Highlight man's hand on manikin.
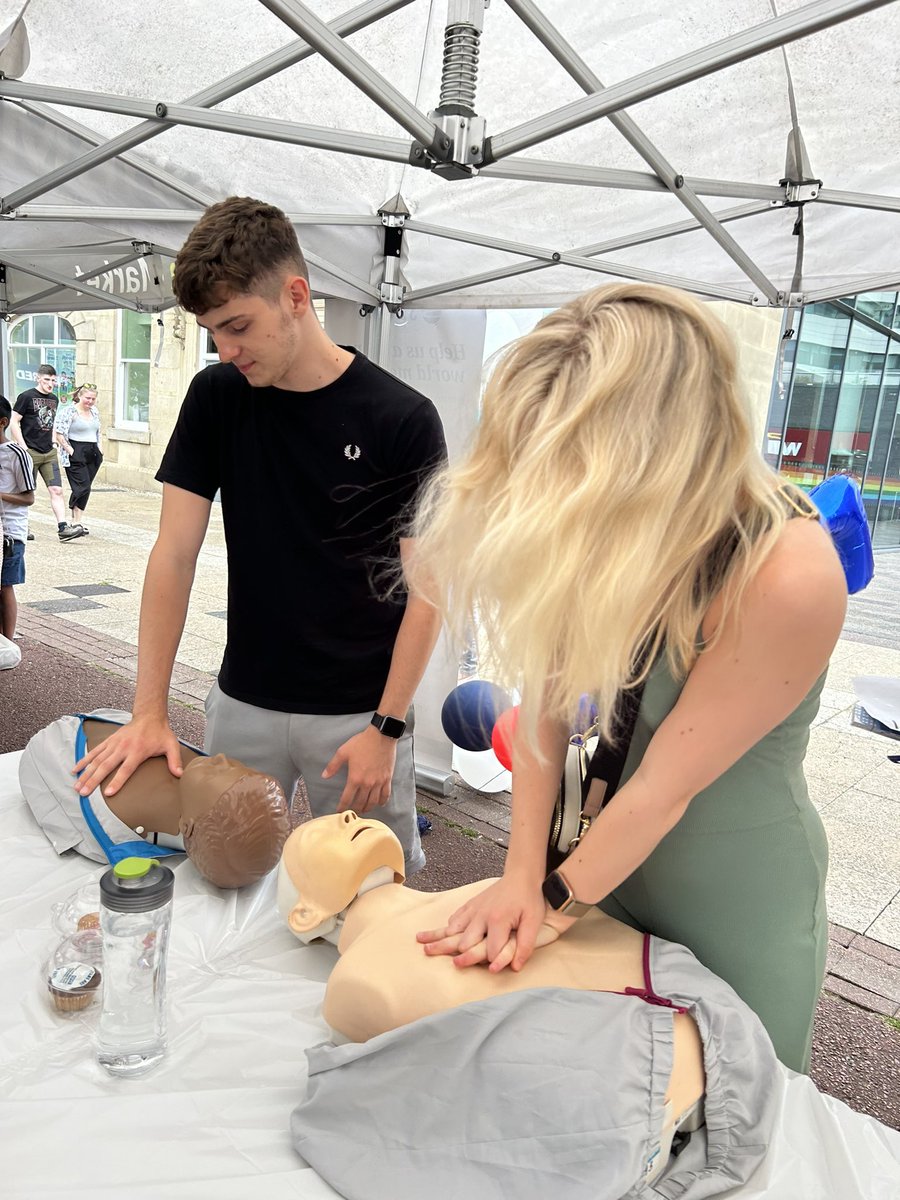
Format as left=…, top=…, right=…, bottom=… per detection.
left=73, top=715, right=184, bottom=798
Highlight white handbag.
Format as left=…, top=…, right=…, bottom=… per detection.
left=546, top=676, right=647, bottom=872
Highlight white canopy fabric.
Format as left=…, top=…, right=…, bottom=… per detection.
left=0, top=0, right=899, bottom=314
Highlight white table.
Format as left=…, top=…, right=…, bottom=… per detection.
left=1, top=750, right=898, bottom=1199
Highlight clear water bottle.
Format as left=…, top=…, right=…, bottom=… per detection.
left=97, top=857, right=174, bottom=1077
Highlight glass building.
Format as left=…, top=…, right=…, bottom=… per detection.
left=766, top=291, right=900, bottom=549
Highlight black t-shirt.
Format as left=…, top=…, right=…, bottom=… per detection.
left=14, top=388, right=59, bottom=453
left=156, top=351, right=447, bottom=714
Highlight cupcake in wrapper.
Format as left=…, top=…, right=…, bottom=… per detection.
left=44, top=927, right=103, bottom=1015
left=47, top=961, right=101, bottom=1012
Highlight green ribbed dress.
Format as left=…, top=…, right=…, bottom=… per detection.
left=598, top=657, right=829, bottom=1073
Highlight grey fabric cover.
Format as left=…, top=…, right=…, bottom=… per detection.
left=291, top=936, right=779, bottom=1200
left=18, top=709, right=185, bottom=860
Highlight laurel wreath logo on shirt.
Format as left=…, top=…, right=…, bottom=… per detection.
left=344, top=444, right=361, bottom=461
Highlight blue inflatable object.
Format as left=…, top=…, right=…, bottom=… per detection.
left=573, top=693, right=599, bottom=734
left=808, top=474, right=874, bottom=595
left=441, top=679, right=513, bottom=752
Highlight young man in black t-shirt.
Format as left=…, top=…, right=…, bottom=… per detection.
left=74, top=197, right=446, bottom=874
left=11, top=364, right=80, bottom=540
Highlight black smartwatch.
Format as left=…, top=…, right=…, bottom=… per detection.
left=542, top=869, right=594, bottom=918
left=371, top=711, right=407, bottom=739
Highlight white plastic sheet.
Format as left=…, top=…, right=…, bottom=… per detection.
left=0, top=749, right=898, bottom=1198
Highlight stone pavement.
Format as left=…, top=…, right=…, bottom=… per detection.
left=11, top=487, right=900, bottom=1036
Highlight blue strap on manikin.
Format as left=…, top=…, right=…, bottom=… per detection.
left=807, top=474, right=874, bottom=595
left=74, top=715, right=183, bottom=865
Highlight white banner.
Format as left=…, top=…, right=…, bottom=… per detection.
left=390, top=310, right=487, bottom=789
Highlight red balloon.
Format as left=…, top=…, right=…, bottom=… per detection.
left=490, top=705, right=519, bottom=771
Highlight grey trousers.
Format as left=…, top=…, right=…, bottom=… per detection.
left=204, top=681, right=424, bottom=875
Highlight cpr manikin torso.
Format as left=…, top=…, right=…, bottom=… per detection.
left=277, top=812, right=705, bottom=1130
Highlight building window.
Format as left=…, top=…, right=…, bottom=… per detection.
left=8, top=313, right=77, bottom=402
left=117, top=309, right=153, bottom=427
left=770, top=291, right=900, bottom=548
left=199, top=327, right=219, bottom=371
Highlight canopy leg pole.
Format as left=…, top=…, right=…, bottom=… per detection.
left=0, top=276, right=10, bottom=398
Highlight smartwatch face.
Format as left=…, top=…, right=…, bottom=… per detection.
left=541, top=870, right=571, bottom=912
left=375, top=713, right=406, bottom=738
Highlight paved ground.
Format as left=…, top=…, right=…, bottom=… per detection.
left=4, top=486, right=900, bottom=1127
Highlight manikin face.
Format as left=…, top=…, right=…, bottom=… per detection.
left=196, top=282, right=309, bottom=389
left=278, top=812, right=405, bottom=935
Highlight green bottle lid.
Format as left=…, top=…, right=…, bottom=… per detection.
left=113, top=857, right=159, bottom=879
left=101, top=858, right=174, bottom=913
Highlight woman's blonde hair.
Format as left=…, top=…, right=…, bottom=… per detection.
left=408, top=282, right=814, bottom=744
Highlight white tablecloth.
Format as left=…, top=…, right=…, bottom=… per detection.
left=1, top=749, right=898, bottom=1199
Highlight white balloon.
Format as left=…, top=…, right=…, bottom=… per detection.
left=451, top=746, right=511, bottom=794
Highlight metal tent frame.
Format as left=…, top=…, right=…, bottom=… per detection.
left=1, top=0, right=899, bottom=317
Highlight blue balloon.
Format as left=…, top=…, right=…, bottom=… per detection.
left=808, top=474, right=874, bottom=595
left=441, top=680, right=513, bottom=752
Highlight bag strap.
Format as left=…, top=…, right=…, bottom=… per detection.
left=580, top=672, right=648, bottom=819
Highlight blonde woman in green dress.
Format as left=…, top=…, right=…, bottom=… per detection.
left=412, top=283, right=846, bottom=1072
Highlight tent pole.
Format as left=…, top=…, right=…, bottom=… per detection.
left=405, top=261, right=756, bottom=306
left=482, top=158, right=791, bottom=204
left=0, top=82, right=413, bottom=187
left=0, top=253, right=148, bottom=312
left=504, top=0, right=777, bottom=301
left=807, top=274, right=900, bottom=304
left=15, top=206, right=384, bottom=227
left=304, top=250, right=380, bottom=300
left=488, top=0, right=895, bottom=161
left=13, top=245, right=164, bottom=311
left=0, top=271, right=9, bottom=397
left=368, top=306, right=393, bottom=369
left=816, top=188, right=900, bottom=213
left=402, top=221, right=759, bottom=302
left=10, top=99, right=219, bottom=209
left=401, top=203, right=770, bottom=302
left=831, top=300, right=900, bottom=346
left=0, top=0, right=416, bottom=210
left=256, top=0, right=440, bottom=150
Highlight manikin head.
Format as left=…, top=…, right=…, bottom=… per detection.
left=176, top=754, right=292, bottom=888
left=173, top=196, right=315, bottom=390
left=278, top=812, right=406, bottom=942
left=20, top=712, right=292, bottom=890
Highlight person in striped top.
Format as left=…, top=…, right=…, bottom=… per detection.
left=0, top=395, right=36, bottom=645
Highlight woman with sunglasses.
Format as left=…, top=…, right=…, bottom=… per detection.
left=53, top=383, right=103, bottom=537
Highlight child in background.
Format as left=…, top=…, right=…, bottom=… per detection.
left=0, top=395, right=36, bottom=649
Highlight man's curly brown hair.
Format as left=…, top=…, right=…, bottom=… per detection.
left=173, top=196, right=308, bottom=313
